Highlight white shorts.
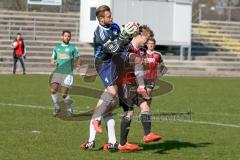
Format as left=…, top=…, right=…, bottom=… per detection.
left=51, top=73, right=73, bottom=88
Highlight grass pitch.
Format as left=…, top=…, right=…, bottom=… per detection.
left=0, top=75, right=239, bottom=160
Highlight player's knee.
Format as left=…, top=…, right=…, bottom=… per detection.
left=61, top=93, right=67, bottom=99
left=141, top=107, right=150, bottom=113
left=109, top=90, right=117, bottom=97
left=140, top=102, right=150, bottom=112
left=51, top=88, right=57, bottom=94
left=107, top=87, right=118, bottom=97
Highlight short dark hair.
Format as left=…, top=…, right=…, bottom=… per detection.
left=17, top=32, right=21, bottom=35
left=62, top=30, right=71, bottom=36
left=96, top=5, right=111, bottom=21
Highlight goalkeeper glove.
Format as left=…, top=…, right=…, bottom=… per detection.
left=119, top=22, right=139, bottom=40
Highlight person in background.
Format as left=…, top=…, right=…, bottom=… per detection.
left=144, top=37, right=168, bottom=96
left=12, top=32, right=26, bottom=75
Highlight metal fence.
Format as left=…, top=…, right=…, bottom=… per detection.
left=193, top=5, right=240, bottom=23
left=6, top=17, right=79, bottom=42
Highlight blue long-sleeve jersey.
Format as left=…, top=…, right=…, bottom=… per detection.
left=93, top=22, right=121, bottom=61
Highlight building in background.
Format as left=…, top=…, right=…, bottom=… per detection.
left=0, top=0, right=80, bottom=12
left=80, top=0, right=192, bottom=60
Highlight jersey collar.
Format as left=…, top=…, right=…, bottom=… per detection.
left=98, top=24, right=110, bottom=31
left=147, top=50, right=154, bottom=54
left=61, top=43, right=69, bottom=47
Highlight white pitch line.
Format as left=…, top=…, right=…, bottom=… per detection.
left=0, top=102, right=240, bottom=128
left=0, top=102, right=51, bottom=110
left=177, top=120, right=240, bottom=128
left=0, top=102, right=87, bottom=112
left=196, top=112, right=239, bottom=117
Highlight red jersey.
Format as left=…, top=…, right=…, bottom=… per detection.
left=117, top=44, right=145, bottom=85
left=15, top=39, right=24, bottom=56
left=144, top=51, right=162, bottom=80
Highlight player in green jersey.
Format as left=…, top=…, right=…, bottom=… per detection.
left=50, top=30, right=79, bottom=117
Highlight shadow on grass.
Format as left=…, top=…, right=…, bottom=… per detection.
left=138, top=140, right=212, bottom=154
left=78, top=140, right=211, bottom=153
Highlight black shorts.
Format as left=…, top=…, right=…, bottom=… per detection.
left=118, top=84, right=149, bottom=112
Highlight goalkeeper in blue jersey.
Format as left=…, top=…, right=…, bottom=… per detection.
left=81, top=5, right=151, bottom=151
left=50, top=30, right=79, bottom=117
left=81, top=5, right=121, bottom=150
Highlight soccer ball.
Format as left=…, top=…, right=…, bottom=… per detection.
left=12, top=41, right=18, bottom=48
left=130, top=22, right=139, bottom=36
left=125, top=22, right=139, bottom=38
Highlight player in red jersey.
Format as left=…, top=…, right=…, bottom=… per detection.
left=144, top=37, right=168, bottom=96
left=116, top=25, right=162, bottom=152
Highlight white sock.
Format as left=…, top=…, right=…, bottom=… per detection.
left=51, top=93, right=59, bottom=109
left=88, top=119, right=96, bottom=142
left=104, top=116, right=116, bottom=144
left=94, top=116, right=101, bottom=121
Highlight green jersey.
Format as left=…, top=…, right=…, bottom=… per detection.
left=52, top=43, right=79, bottom=74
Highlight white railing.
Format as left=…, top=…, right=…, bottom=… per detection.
left=6, top=17, right=79, bottom=42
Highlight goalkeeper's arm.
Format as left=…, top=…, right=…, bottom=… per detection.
left=95, top=22, right=138, bottom=55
